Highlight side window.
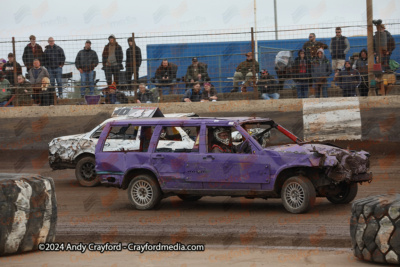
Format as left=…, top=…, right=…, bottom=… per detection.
left=207, top=126, right=252, bottom=154
left=103, top=125, right=144, bottom=152
left=92, top=124, right=106, bottom=139
left=155, top=126, right=199, bottom=153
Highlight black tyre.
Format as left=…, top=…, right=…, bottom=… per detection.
left=75, top=156, right=99, bottom=187
left=281, top=176, right=316, bottom=214
left=350, top=194, right=400, bottom=264
left=128, top=174, right=162, bottom=210
left=177, top=195, right=202, bottom=202
left=327, top=183, right=358, bottom=204
left=0, top=173, right=57, bottom=255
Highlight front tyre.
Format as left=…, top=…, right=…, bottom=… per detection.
left=327, top=183, right=358, bottom=204
left=128, top=174, right=162, bottom=210
left=75, top=156, right=100, bottom=187
left=281, top=176, right=316, bottom=214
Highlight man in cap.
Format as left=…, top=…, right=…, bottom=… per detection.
left=75, top=40, right=99, bottom=97
left=3, top=53, right=22, bottom=85
left=232, top=52, right=259, bottom=92
left=102, top=34, right=123, bottom=88
left=185, top=57, right=209, bottom=87
left=43, top=37, right=66, bottom=98
left=329, top=27, right=350, bottom=71
left=303, top=33, right=328, bottom=60
left=22, top=35, right=44, bottom=72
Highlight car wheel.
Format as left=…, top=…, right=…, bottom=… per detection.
left=327, top=183, right=358, bottom=204
left=350, top=194, right=400, bottom=264
left=281, top=176, right=316, bottom=214
left=128, top=174, right=162, bottom=210
left=75, top=156, right=100, bottom=187
left=177, top=195, right=202, bottom=201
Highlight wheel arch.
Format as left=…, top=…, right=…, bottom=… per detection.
left=74, top=152, right=95, bottom=164
left=122, top=168, right=159, bottom=190
left=274, top=166, right=321, bottom=195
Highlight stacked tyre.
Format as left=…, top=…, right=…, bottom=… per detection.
left=350, top=194, right=400, bottom=264
left=0, top=174, right=57, bottom=255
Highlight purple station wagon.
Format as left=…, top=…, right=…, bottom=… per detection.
left=95, top=117, right=372, bottom=213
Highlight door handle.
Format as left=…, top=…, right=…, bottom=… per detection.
left=152, top=155, right=164, bottom=159
left=203, top=155, right=215, bottom=160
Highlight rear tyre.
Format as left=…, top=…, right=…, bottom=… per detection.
left=177, top=195, right=202, bottom=202
left=75, top=156, right=100, bottom=187
left=128, top=174, right=162, bottom=210
left=281, top=176, right=316, bottom=214
left=327, top=183, right=358, bottom=204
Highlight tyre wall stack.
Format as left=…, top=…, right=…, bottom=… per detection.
left=0, top=174, right=57, bottom=255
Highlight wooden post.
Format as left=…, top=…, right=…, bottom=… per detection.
left=251, top=27, right=258, bottom=100
left=12, top=37, right=17, bottom=85
left=132, top=33, right=137, bottom=103
left=366, top=0, right=376, bottom=96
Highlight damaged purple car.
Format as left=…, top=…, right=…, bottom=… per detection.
left=95, top=117, right=372, bottom=214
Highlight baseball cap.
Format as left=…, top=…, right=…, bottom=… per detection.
left=192, top=57, right=198, bottom=62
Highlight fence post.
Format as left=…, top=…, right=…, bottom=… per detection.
left=12, top=37, right=17, bottom=85
left=366, top=0, right=376, bottom=96
left=132, top=33, right=137, bottom=103
left=251, top=27, right=258, bottom=100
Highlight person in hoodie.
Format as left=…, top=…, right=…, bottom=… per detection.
left=22, top=35, right=44, bottom=72
left=373, top=24, right=396, bottom=71
left=3, top=53, right=22, bottom=86
left=43, top=37, right=66, bottom=98
left=335, top=60, right=360, bottom=97
left=125, top=37, right=142, bottom=91
left=75, top=40, right=99, bottom=97
left=355, top=49, right=369, bottom=96
left=311, top=48, right=332, bottom=98
left=292, top=49, right=311, bottom=98
left=102, top=34, right=123, bottom=88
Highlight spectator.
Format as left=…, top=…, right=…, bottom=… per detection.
left=28, top=59, right=49, bottom=105
left=334, top=61, right=360, bottom=97
left=185, top=57, right=209, bottom=86
left=155, top=59, right=178, bottom=94
left=355, top=49, right=369, bottom=96
left=75, top=40, right=99, bottom=97
left=125, top=37, right=142, bottom=91
left=0, top=72, right=11, bottom=106
left=40, top=77, right=52, bottom=106
left=374, top=24, right=396, bottom=71
left=350, top=52, right=360, bottom=69
left=3, top=53, right=22, bottom=85
left=104, top=82, right=117, bottom=104
left=311, top=48, right=332, bottom=98
left=257, top=69, right=280, bottom=100
left=232, top=52, right=259, bottom=92
left=303, top=33, right=328, bottom=60
left=292, top=49, right=311, bottom=98
left=329, top=27, right=350, bottom=71
left=43, top=37, right=66, bottom=98
left=201, top=82, right=217, bottom=102
left=0, top=58, right=6, bottom=71
left=102, top=35, right=123, bottom=87
left=183, top=82, right=202, bottom=102
left=22, top=35, right=44, bottom=72
left=14, top=75, right=32, bottom=106
left=136, top=83, right=154, bottom=103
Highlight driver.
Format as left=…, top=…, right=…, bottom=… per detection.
left=211, top=127, right=233, bottom=153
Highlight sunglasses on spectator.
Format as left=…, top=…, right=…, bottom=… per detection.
left=308, top=36, right=313, bottom=38
left=336, top=31, right=341, bottom=33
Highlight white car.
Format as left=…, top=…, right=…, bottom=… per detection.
left=48, top=107, right=196, bottom=187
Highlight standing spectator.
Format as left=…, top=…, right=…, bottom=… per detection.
left=75, top=40, right=99, bottom=97
left=374, top=24, right=396, bottom=71
left=0, top=59, right=6, bottom=71
left=355, top=49, right=369, bottom=96
left=102, top=35, right=123, bottom=87
left=292, top=49, right=311, bottom=98
left=232, top=52, right=259, bottom=92
left=303, top=33, right=328, bottom=60
left=125, top=37, right=142, bottom=91
left=185, top=57, right=209, bottom=87
left=28, top=59, right=49, bottom=105
left=257, top=69, right=280, bottom=100
left=14, top=75, right=32, bottom=106
left=329, top=27, right=350, bottom=71
left=334, top=61, right=360, bottom=97
left=136, top=83, right=154, bottom=103
left=311, top=49, right=332, bottom=98
left=43, top=37, right=66, bottom=98
left=3, top=53, right=22, bottom=85
left=183, top=82, right=202, bottom=102
left=201, top=82, right=218, bottom=102
left=22, top=35, right=44, bottom=72
left=0, top=72, right=11, bottom=106
left=155, top=59, right=178, bottom=94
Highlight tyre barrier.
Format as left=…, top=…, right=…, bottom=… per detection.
left=350, top=194, right=400, bottom=264
left=0, top=174, right=57, bottom=255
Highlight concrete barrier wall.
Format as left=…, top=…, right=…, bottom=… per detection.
left=0, top=96, right=399, bottom=152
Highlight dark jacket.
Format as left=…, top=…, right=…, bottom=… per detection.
left=257, top=74, right=278, bottom=94
left=3, top=61, right=22, bottom=85
left=22, top=43, right=44, bottom=69
left=75, top=47, right=99, bottom=72
left=155, top=62, right=178, bottom=80
left=373, top=30, right=396, bottom=54
left=183, top=88, right=202, bottom=102
left=329, top=36, right=350, bottom=60
left=303, top=41, right=328, bottom=59
left=355, top=49, right=368, bottom=75
left=292, top=51, right=311, bottom=82
left=236, top=59, right=259, bottom=77
left=137, top=89, right=154, bottom=103
left=311, top=53, right=332, bottom=80
left=14, top=80, right=32, bottom=106
left=201, top=85, right=217, bottom=101
left=126, top=45, right=142, bottom=70
left=43, top=44, right=66, bottom=69
left=186, top=63, right=209, bottom=81
left=102, top=42, right=124, bottom=70
left=335, top=68, right=360, bottom=92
